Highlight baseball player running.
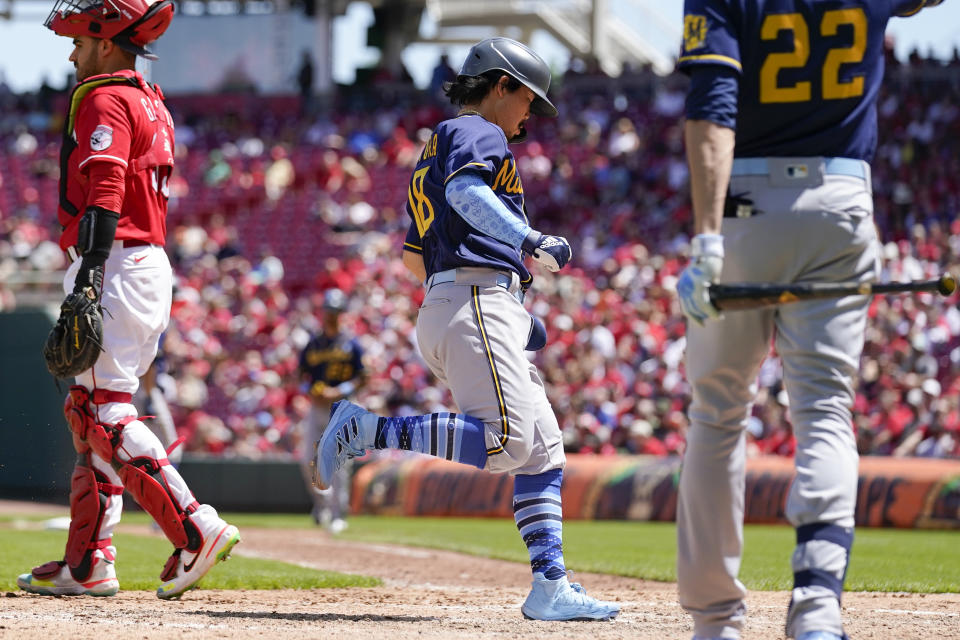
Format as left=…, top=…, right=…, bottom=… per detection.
left=297, top=288, right=366, bottom=532
left=675, top=1, right=945, bottom=639
left=18, top=0, right=239, bottom=599
left=315, top=38, right=619, bottom=621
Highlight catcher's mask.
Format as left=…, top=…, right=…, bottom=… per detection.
left=45, top=0, right=174, bottom=61
left=458, top=37, right=558, bottom=119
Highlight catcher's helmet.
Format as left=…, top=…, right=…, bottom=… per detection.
left=323, top=288, right=347, bottom=313
left=459, top=37, right=558, bottom=118
left=45, top=0, right=174, bottom=61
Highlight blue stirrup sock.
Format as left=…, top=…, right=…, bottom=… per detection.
left=792, top=522, right=854, bottom=597
left=514, top=468, right=566, bottom=580
left=374, top=412, right=487, bottom=469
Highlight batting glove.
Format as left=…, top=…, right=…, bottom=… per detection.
left=525, top=315, right=547, bottom=351
left=677, top=233, right=724, bottom=326
left=523, top=230, right=572, bottom=272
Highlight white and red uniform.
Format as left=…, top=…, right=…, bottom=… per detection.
left=50, top=69, right=222, bottom=582
left=19, top=0, right=238, bottom=600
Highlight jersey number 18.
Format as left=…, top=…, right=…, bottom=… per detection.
left=408, top=166, right=436, bottom=237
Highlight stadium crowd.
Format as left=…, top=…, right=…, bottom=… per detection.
left=1, top=49, right=959, bottom=460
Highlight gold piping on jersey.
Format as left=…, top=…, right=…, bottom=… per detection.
left=677, top=54, right=743, bottom=71
left=471, top=285, right=509, bottom=455
left=444, top=161, right=490, bottom=184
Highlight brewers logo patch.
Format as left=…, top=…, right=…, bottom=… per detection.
left=684, top=14, right=708, bottom=52
left=90, top=124, right=113, bottom=151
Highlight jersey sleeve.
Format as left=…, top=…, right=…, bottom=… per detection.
left=443, top=121, right=508, bottom=185
left=893, top=0, right=945, bottom=17
left=74, top=90, right=133, bottom=172
left=677, top=0, right=742, bottom=75
left=403, top=221, right=423, bottom=254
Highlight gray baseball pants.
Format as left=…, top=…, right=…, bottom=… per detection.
left=415, top=267, right=565, bottom=475
left=677, top=163, right=879, bottom=639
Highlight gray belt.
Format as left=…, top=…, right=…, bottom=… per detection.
left=426, top=268, right=524, bottom=303
left=731, top=157, right=868, bottom=179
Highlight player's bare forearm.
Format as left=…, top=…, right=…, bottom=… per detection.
left=402, top=249, right=427, bottom=283
left=685, top=119, right=735, bottom=235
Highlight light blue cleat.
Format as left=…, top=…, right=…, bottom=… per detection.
left=314, top=400, right=376, bottom=490
left=521, top=572, right=620, bottom=621
left=797, top=633, right=844, bottom=640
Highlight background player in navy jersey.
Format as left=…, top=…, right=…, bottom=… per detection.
left=313, top=37, right=619, bottom=621
left=675, top=2, right=946, bottom=639
left=297, top=288, right=365, bottom=532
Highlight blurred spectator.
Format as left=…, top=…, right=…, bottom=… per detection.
left=1, top=64, right=958, bottom=461
left=429, top=53, right=456, bottom=97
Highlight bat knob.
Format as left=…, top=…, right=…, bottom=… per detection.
left=939, top=273, right=958, bottom=296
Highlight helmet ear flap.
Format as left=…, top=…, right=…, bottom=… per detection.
left=111, top=0, right=174, bottom=60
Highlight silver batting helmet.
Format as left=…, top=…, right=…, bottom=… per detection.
left=458, top=37, right=558, bottom=118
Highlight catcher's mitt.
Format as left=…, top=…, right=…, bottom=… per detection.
left=43, top=288, right=104, bottom=379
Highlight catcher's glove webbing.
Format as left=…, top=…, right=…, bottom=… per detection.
left=43, top=287, right=104, bottom=379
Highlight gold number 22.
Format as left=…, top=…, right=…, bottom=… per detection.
left=760, top=8, right=867, bottom=104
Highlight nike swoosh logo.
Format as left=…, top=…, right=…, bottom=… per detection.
left=182, top=552, right=199, bottom=573
left=134, top=255, right=147, bottom=263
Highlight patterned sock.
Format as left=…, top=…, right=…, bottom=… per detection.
left=792, top=522, right=853, bottom=595
left=786, top=522, right=854, bottom=636
left=374, top=412, right=487, bottom=469
left=514, top=468, right=566, bottom=581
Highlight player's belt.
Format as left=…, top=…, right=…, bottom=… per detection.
left=426, top=268, right=524, bottom=302
left=65, top=239, right=157, bottom=262
left=731, top=157, right=867, bottom=179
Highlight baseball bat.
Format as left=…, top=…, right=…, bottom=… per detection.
left=710, top=273, right=957, bottom=311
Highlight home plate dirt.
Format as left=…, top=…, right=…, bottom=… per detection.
left=2, top=501, right=956, bottom=639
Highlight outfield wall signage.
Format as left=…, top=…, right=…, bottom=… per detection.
left=351, top=454, right=960, bottom=529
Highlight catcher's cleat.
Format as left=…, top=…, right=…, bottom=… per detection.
left=17, top=546, right=119, bottom=596
left=521, top=572, right=620, bottom=621
left=156, top=511, right=240, bottom=600
left=314, top=400, right=376, bottom=490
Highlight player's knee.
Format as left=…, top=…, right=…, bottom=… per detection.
left=115, top=419, right=170, bottom=462
left=495, top=429, right=536, bottom=467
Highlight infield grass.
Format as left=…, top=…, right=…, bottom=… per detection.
left=0, top=521, right=379, bottom=592
left=2, top=511, right=956, bottom=593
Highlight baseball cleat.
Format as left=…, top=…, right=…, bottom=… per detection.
left=521, top=572, right=620, bottom=621
left=796, top=633, right=844, bottom=640
left=17, top=546, right=119, bottom=596
left=156, top=517, right=240, bottom=600
left=314, top=400, right=376, bottom=490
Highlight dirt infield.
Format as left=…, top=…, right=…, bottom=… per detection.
left=1, top=501, right=957, bottom=640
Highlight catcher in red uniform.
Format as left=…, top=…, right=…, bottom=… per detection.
left=21, top=0, right=240, bottom=599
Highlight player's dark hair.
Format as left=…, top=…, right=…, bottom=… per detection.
left=444, top=71, right=524, bottom=107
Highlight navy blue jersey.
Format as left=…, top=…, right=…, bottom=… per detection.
left=678, top=0, right=932, bottom=161
left=299, top=333, right=363, bottom=387
left=403, top=114, right=532, bottom=283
